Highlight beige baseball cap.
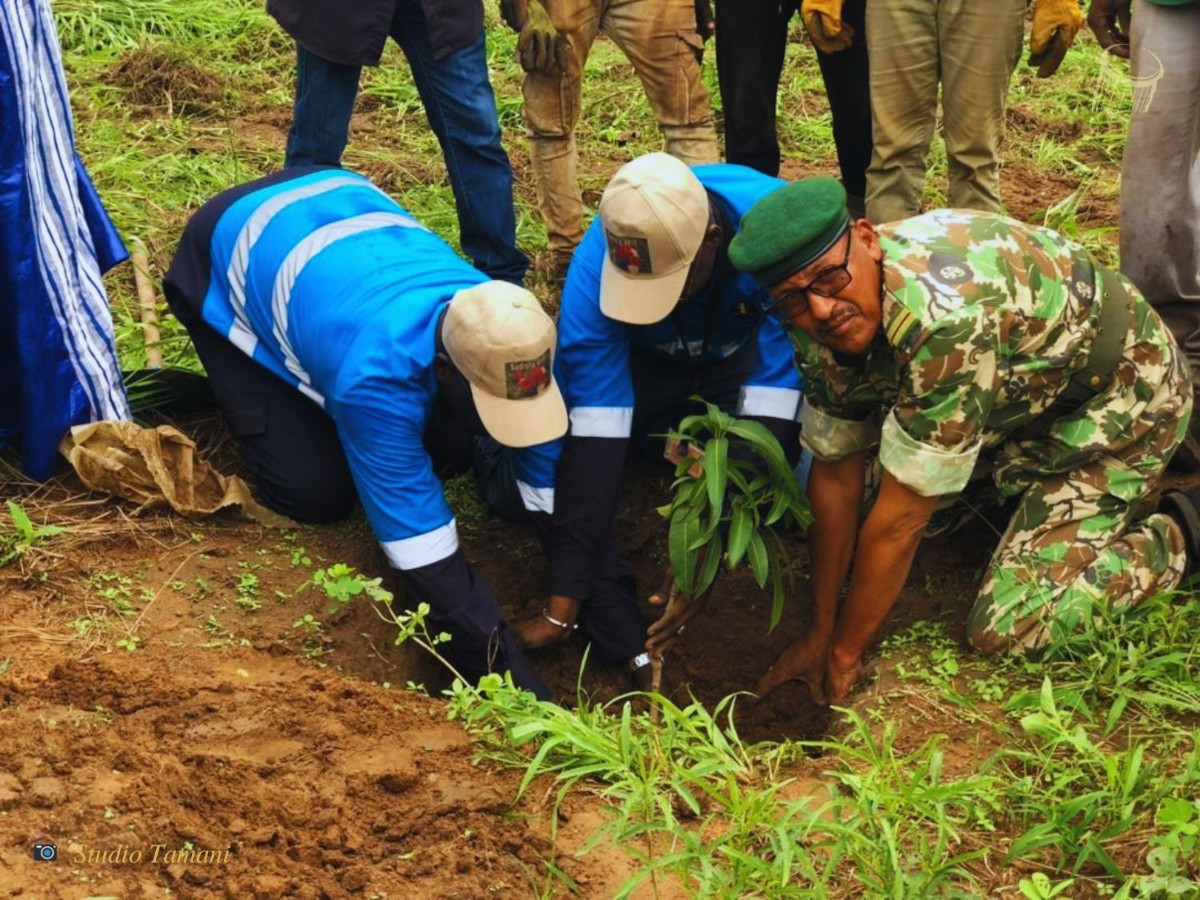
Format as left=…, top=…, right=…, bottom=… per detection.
left=442, top=281, right=567, bottom=448
left=598, top=152, right=710, bottom=325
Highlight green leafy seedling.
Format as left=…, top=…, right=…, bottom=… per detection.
left=1, top=501, right=65, bottom=566
left=660, top=399, right=812, bottom=628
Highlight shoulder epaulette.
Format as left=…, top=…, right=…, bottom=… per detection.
left=884, top=304, right=920, bottom=349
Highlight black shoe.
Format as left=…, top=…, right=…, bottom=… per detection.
left=1158, top=487, right=1200, bottom=573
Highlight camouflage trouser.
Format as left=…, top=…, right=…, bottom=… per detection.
left=968, top=283, right=1194, bottom=655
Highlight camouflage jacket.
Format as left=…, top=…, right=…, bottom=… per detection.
left=796, top=210, right=1172, bottom=497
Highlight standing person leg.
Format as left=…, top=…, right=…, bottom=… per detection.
left=864, top=0, right=940, bottom=223
left=284, top=45, right=362, bottom=167
left=938, top=0, right=1025, bottom=213
left=390, top=0, right=529, bottom=285
left=1120, top=4, right=1200, bottom=405
left=607, top=0, right=719, bottom=167
left=524, top=0, right=601, bottom=278
left=714, top=0, right=793, bottom=175
left=814, top=0, right=872, bottom=216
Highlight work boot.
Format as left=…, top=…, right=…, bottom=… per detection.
left=1158, top=486, right=1200, bottom=573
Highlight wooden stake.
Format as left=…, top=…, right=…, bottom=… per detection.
left=130, top=237, right=163, bottom=369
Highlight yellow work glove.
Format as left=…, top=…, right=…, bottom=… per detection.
left=800, top=0, right=853, bottom=55
left=518, top=1, right=570, bottom=74
left=1029, top=0, right=1084, bottom=77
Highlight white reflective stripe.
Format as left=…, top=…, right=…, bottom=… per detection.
left=516, top=480, right=555, bottom=514
left=270, top=211, right=422, bottom=402
left=225, top=174, right=366, bottom=342
left=297, top=381, right=326, bottom=408
left=381, top=520, right=460, bottom=570
left=227, top=318, right=259, bottom=357
left=569, top=406, right=633, bottom=438
left=738, top=385, right=802, bottom=421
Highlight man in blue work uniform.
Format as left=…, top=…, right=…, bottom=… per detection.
left=479, top=153, right=805, bottom=680
left=163, top=167, right=567, bottom=698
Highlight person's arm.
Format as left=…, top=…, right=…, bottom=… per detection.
left=335, top=374, right=550, bottom=698
left=824, top=469, right=939, bottom=701
left=546, top=232, right=635, bottom=611
left=754, top=451, right=864, bottom=699
left=822, top=305, right=999, bottom=700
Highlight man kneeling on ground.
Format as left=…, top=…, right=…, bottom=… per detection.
left=164, top=167, right=567, bottom=699
left=477, top=153, right=805, bottom=686
left=729, top=178, right=1195, bottom=705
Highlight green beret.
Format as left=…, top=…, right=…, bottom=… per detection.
left=729, top=178, right=850, bottom=287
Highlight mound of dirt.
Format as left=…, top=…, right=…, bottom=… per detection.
left=0, top=650, right=634, bottom=898
left=106, top=45, right=225, bottom=117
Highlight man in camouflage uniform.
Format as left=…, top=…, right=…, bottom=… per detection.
left=726, top=177, right=1193, bottom=705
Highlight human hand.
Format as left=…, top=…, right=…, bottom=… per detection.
left=1029, top=0, right=1085, bottom=77
left=800, top=0, right=853, bottom=55
left=518, top=1, right=570, bottom=74
left=824, top=650, right=863, bottom=705
left=645, top=566, right=712, bottom=655
left=754, top=627, right=833, bottom=704
left=1086, top=0, right=1131, bottom=59
left=499, top=0, right=528, bottom=32
left=695, top=0, right=714, bottom=42
left=510, top=595, right=579, bottom=649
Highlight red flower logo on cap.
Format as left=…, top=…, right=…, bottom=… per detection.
left=505, top=351, right=552, bottom=400
left=605, top=231, right=653, bottom=275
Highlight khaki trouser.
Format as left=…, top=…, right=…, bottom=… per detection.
left=1121, top=1, right=1200, bottom=404
left=523, top=0, right=719, bottom=263
left=865, top=0, right=1025, bottom=224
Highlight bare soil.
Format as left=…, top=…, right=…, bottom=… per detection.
left=0, top=419, right=1016, bottom=898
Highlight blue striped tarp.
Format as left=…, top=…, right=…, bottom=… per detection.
left=1, top=0, right=130, bottom=480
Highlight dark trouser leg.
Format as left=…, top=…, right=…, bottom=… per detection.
left=389, top=0, right=529, bottom=285
left=814, top=0, right=872, bottom=209
left=174, top=313, right=357, bottom=523
left=474, top=437, right=646, bottom=665
left=629, top=340, right=759, bottom=458
left=714, top=0, right=792, bottom=176
left=284, top=45, right=361, bottom=168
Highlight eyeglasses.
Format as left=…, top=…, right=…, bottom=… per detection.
left=765, top=227, right=854, bottom=321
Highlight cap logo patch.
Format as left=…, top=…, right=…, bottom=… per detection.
left=606, top=231, right=652, bottom=275
left=505, top=350, right=551, bottom=400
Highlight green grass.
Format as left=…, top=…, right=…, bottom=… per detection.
left=445, top=594, right=1199, bottom=897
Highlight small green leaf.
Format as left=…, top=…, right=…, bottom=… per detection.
left=726, top=504, right=753, bottom=569
left=704, top=436, right=728, bottom=514
left=695, top=531, right=722, bottom=597
left=7, top=501, right=33, bottom=542
left=747, top=532, right=768, bottom=588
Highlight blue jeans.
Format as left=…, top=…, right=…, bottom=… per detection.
left=285, top=2, right=528, bottom=285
